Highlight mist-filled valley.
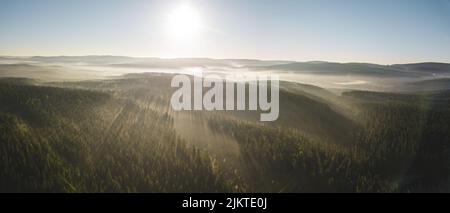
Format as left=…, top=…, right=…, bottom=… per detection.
left=0, top=56, right=449, bottom=192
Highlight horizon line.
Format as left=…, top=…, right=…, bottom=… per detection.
left=1, top=54, right=449, bottom=66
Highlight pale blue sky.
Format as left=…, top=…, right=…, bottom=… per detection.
left=0, top=0, right=449, bottom=64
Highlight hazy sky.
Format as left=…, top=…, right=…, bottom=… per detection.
left=1, top=0, right=449, bottom=64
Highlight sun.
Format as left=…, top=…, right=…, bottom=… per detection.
left=166, top=4, right=202, bottom=39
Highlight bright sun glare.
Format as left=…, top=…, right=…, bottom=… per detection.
left=166, top=4, right=202, bottom=40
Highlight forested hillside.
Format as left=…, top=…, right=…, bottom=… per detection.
left=0, top=76, right=449, bottom=192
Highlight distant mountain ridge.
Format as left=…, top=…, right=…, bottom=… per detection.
left=253, top=61, right=450, bottom=77
left=2, top=55, right=448, bottom=71
left=1, top=56, right=450, bottom=89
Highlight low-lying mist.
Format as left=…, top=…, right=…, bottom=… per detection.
left=2, top=56, right=449, bottom=92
